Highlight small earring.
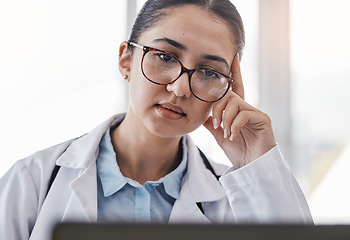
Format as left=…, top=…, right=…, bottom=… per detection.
left=123, top=75, right=128, bottom=80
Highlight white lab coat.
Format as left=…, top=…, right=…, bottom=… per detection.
left=0, top=114, right=313, bottom=240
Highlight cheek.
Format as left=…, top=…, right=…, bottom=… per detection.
left=128, top=61, right=155, bottom=102
left=128, top=55, right=148, bottom=98
left=190, top=101, right=213, bottom=124
left=128, top=72, right=167, bottom=114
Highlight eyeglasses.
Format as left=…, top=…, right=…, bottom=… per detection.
left=128, top=41, right=235, bottom=102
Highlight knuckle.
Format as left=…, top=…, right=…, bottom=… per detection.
left=261, top=112, right=272, bottom=124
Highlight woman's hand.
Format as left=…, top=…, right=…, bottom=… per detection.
left=203, top=54, right=276, bottom=169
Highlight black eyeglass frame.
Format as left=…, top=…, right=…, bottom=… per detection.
left=128, top=41, right=235, bottom=102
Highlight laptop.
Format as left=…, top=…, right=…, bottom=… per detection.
left=52, top=223, right=350, bottom=240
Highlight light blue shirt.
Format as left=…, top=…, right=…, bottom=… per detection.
left=96, top=126, right=188, bottom=223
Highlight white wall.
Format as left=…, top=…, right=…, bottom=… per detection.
left=0, top=0, right=128, bottom=176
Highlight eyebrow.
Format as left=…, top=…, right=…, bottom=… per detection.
left=202, top=54, right=230, bottom=70
left=152, top=37, right=230, bottom=70
left=152, top=38, right=186, bottom=51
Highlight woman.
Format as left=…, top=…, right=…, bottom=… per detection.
left=0, top=0, right=313, bottom=239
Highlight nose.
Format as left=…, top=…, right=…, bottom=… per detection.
left=166, top=72, right=192, bottom=99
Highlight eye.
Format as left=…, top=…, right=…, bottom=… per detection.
left=199, top=69, right=220, bottom=79
left=205, top=70, right=219, bottom=77
left=155, top=52, right=175, bottom=62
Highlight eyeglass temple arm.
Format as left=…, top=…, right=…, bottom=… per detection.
left=128, top=41, right=144, bottom=50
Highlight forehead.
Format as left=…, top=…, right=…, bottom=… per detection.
left=138, top=5, right=236, bottom=62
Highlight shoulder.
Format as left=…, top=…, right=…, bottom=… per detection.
left=15, top=113, right=125, bottom=173
left=0, top=138, right=78, bottom=197
left=0, top=138, right=78, bottom=223
left=18, top=138, right=77, bottom=174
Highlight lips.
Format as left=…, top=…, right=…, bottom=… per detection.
left=159, top=103, right=185, bottom=115
left=156, top=103, right=186, bottom=120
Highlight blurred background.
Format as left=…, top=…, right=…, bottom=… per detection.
left=0, top=0, right=349, bottom=224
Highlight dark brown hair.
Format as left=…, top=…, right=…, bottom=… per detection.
left=128, top=0, right=245, bottom=60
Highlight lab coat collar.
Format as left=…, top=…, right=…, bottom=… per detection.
left=57, top=113, right=227, bottom=203
left=55, top=113, right=228, bottom=222
left=56, top=114, right=124, bottom=169
left=55, top=114, right=124, bottom=222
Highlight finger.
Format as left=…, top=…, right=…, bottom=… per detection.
left=229, top=111, right=250, bottom=140
left=221, top=92, right=257, bottom=138
left=203, top=116, right=225, bottom=143
left=230, top=53, right=245, bottom=100
left=211, top=97, right=229, bottom=130
left=229, top=110, right=269, bottom=140
left=221, top=98, right=239, bottom=139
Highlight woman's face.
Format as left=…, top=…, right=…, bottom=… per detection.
left=124, top=5, right=236, bottom=138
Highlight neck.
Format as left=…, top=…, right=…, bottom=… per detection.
left=111, top=112, right=183, bottom=184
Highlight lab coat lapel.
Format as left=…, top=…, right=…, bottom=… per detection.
left=169, top=136, right=227, bottom=223
left=169, top=174, right=211, bottom=223
left=56, top=133, right=101, bottom=222
left=186, top=136, right=227, bottom=202
left=67, top=163, right=98, bottom=222
left=56, top=114, right=124, bottom=222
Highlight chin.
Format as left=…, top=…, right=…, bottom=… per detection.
left=148, top=120, right=202, bottom=139
left=149, top=125, right=185, bottom=139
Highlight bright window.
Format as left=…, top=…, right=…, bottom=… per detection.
left=290, top=0, right=350, bottom=223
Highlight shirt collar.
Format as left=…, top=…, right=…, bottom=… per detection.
left=97, top=116, right=188, bottom=199
left=161, top=136, right=188, bottom=199
left=97, top=126, right=127, bottom=197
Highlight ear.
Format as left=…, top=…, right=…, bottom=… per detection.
left=119, top=41, right=131, bottom=80
left=230, top=53, right=245, bottom=100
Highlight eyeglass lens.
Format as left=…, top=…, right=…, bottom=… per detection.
left=142, top=50, right=230, bottom=102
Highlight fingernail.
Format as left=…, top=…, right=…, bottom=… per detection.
left=230, top=133, right=234, bottom=141
left=224, top=129, right=229, bottom=139
left=213, top=118, right=219, bottom=129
